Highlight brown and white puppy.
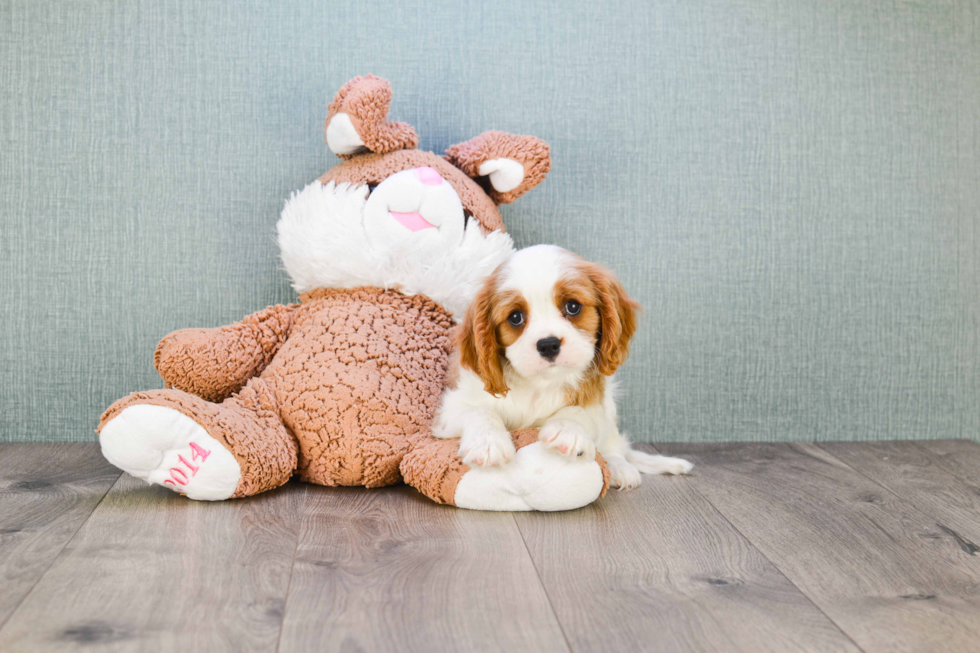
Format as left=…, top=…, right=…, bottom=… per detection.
left=433, top=245, right=692, bottom=489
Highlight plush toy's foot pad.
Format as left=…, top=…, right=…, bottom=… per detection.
left=453, top=441, right=605, bottom=512
left=100, top=404, right=241, bottom=501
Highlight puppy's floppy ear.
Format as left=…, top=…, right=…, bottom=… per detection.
left=587, top=264, right=641, bottom=376
left=325, top=75, right=418, bottom=158
left=445, top=131, right=551, bottom=204
left=457, top=277, right=509, bottom=397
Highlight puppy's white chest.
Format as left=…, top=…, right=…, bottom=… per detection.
left=499, top=385, right=570, bottom=430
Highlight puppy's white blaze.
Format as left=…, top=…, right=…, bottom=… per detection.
left=498, top=245, right=596, bottom=380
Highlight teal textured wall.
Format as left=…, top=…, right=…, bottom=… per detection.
left=2, top=0, right=978, bottom=443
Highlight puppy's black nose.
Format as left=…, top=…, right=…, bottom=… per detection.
left=536, top=336, right=562, bottom=361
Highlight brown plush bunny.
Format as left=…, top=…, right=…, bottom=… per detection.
left=98, top=75, right=609, bottom=510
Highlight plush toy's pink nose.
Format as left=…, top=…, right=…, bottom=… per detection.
left=415, top=166, right=444, bottom=186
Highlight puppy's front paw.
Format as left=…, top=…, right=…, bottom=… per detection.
left=460, top=431, right=516, bottom=468
left=539, top=421, right=596, bottom=461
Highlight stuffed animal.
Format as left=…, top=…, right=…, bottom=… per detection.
left=98, top=75, right=609, bottom=510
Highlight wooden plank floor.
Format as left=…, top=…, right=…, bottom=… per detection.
left=1, top=441, right=978, bottom=652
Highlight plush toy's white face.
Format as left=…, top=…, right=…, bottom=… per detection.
left=277, top=176, right=514, bottom=320
left=363, top=167, right=467, bottom=260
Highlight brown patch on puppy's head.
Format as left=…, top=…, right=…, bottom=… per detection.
left=552, top=263, right=612, bottom=407
left=553, top=272, right=602, bottom=347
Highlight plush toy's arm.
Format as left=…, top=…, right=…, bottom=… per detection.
left=154, top=304, right=297, bottom=403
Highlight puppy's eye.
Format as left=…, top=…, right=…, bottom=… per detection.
left=564, top=300, right=582, bottom=316
left=507, top=310, right=525, bottom=327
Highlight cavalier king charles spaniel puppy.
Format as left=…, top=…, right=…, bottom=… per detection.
left=433, top=244, right=692, bottom=489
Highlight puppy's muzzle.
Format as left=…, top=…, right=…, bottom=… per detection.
left=536, top=336, right=562, bottom=361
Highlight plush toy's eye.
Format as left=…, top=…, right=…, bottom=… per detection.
left=507, top=310, right=525, bottom=327
left=564, top=300, right=582, bottom=316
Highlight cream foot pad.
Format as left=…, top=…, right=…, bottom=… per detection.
left=100, top=404, right=241, bottom=500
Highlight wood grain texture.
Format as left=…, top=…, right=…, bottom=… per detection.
left=514, top=445, right=860, bottom=653
left=914, top=439, right=980, bottom=486
left=0, top=443, right=120, bottom=628
left=8, top=442, right=980, bottom=652
left=278, top=484, right=569, bottom=653
left=820, top=441, right=980, bottom=549
left=658, top=442, right=980, bottom=653
left=0, top=474, right=305, bottom=653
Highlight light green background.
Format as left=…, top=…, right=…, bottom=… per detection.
left=2, top=1, right=978, bottom=443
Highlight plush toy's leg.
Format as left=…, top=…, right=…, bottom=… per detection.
left=401, top=430, right=609, bottom=511
left=98, top=379, right=297, bottom=500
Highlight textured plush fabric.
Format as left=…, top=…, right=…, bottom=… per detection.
left=104, top=287, right=456, bottom=490
left=102, top=284, right=611, bottom=503
left=3, top=1, right=979, bottom=443
left=155, top=304, right=298, bottom=403
left=100, top=382, right=298, bottom=498
left=444, top=131, right=552, bottom=204
left=327, top=75, right=419, bottom=157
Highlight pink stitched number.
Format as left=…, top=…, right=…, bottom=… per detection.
left=162, top=442, right=212, bottom=490
left=178, top=454, right=199, bottom=475
left=189, top=442, right=211, bottom=462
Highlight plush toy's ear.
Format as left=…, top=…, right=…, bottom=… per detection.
left=445, top=131, right=551, bottom=204
left=325, top=75, right=418, bottom=158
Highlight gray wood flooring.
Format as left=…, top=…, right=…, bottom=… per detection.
left=1, top=441, right=978, bottom=653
